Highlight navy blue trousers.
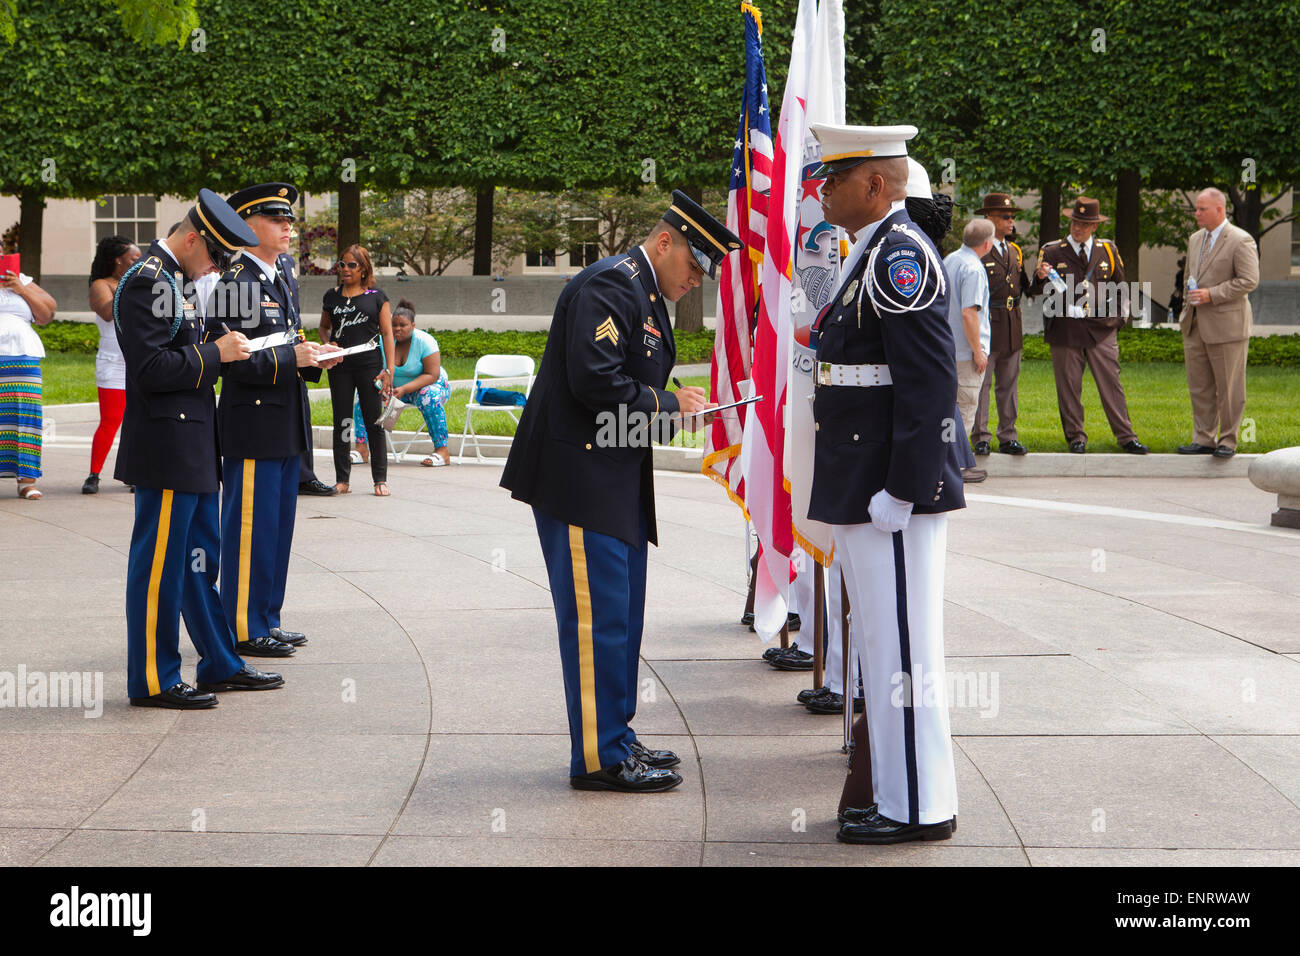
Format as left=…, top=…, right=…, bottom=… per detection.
left=219, top=456, right=300, bottom=643
left=534, top=508, right=648, bottom=776
left=126, top=489, right=244, bottom=698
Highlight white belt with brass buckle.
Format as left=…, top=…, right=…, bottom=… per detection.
left=816, top=362, right=892, bottom=387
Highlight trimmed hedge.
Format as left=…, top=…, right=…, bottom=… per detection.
left=36, top=320, right=1300, bottom=368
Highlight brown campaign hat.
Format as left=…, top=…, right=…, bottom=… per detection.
left=976, top=193, right=1020, bottom=215
left=1065, top=196, right=1108, bottom=223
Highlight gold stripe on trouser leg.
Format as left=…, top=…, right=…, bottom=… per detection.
left=144, top=490, right=174, bottom=697
left=236, top=459, right=255, bottom=642
left=568, top=525, right=601, bottom=773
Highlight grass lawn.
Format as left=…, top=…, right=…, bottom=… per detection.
left=36, top=351, right=1298, bottom=453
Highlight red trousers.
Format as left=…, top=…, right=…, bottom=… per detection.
left=91, top=387, right=125, bottom=475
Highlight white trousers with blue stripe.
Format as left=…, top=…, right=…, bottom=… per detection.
left=835, top=516, right=957, bottom=825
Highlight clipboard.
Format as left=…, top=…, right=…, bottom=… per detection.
left=684, top=394, right=763, bottom=417
left=319, top=341, right=379, bottom=359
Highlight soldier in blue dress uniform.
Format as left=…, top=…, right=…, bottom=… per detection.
left=204, top=183, right=342, bottom=658
left=806, top=125, right=964, bottom=843
left=501, top=191, right=740, bottom=792
left=116, top=190, right=285, bottom=707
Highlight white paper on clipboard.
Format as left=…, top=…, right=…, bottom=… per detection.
left=246, top=330, right=298, bottom=352
left=319, top=341, right=379, bottom=359
left=684, top=393, right=763, bottom=418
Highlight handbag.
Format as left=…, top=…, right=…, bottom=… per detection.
left=375, top=394, right=404, bottom=430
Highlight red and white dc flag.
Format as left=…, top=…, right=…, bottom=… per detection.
left=740, top=0, right=820, bottom=642
left=785, top=0, right=845, bottom=569
left=704, top=1, right=772, bottom=516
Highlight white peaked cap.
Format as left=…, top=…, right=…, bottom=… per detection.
left=809, top=123, right=919, bottom=178
left=905, top=158, right=932, bottom=199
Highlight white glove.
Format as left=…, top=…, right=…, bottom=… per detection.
left=868, top=489, right=913, bottom=535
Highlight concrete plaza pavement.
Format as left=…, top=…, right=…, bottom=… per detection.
left=3, top=425, right=1299, bottom=867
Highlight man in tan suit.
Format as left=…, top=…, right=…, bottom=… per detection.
left=1177, top=188, right=1259, bottom=459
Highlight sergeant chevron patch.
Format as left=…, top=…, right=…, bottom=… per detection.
left=595, top=317, right=619, bottom=345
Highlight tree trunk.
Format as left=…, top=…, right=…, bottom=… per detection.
left=674, top=184, right=705, bottom=333
left=473, top=186, right=494, bottom=275
left=1228, top=186, right=1263, bottom=242
left=1115, top=169, right=1141, bottom=281
left=1038, top=182, right=1061, bottom=247
left=18, top=192, right=45, bottom=284
left=336, top=180, right=361, bottom=258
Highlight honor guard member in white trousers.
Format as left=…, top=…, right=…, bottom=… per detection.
left=807, top=124, right=963, bottom=844
left=116, top=191, right=285, bottom=707
left=502, top=191, right=740, bottom=793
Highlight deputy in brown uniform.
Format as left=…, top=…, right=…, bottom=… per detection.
left=972, top=193, right=1030, bottom=456
left=1029, top=197, right=1148, bottom=454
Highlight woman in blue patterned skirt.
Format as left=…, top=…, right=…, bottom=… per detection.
left=0, top=263, right=57, bottom=499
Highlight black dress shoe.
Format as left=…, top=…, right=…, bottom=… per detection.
left=740, top=611, right=755, bottom=627
left=761, top=646, right=785, bottom=663
left=837, top=804, right=878, bottom=825
left=797, top=685, right=829, bottom=704
left=997, top=440, right=1027, bottom=455
left=1177, top=443, right=1215, bottom=455
left=298, top=479, right=338, bottom=496
left=836, top=808, right=954, bottom=845
left=269, top=626, right=307, bottom=646
left=130, top=682, right=218, bottom=709
left=972, top=441, right=990, bottom=456
left=236, top=636, right=295, bottom=657
left=570, top=756, right=682, bottom=793
left=768, top=648, right=814, bottom=671
left=806, top=692, right=866, bottom=715
left=1121, top=440, right=1149, bottom=455
left=628, top=739, right=680, bottom=769
left=1213, top=445, right=1235, bottom=459
left=1068, top=440, right=1087, bottom=454
left=82, top=473, right=100, bottom=494
left=197, top=664, right=285, bottom=692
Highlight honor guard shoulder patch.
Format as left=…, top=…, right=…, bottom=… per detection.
left=595, top=316, right=619, bottom=345
left=888, top=258, right=922, bottom=297
left=615, top=256, right=640, bottom=278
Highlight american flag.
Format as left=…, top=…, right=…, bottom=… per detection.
left=703, top=1, right=772, bottom=514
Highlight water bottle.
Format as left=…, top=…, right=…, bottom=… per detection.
left=1045, top=265, right=1068, bottom=295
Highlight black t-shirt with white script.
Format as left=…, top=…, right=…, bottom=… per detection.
left=322, top=287, right=389, bottom=363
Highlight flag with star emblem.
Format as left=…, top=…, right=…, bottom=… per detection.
left=704, top=0, right=772, bottom=518
left=784, top=0, right=844, bottom=569
left=741, top=0, right=844, bottom=642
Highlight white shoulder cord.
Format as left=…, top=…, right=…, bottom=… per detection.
left=862, top=223, right=946, bottom=316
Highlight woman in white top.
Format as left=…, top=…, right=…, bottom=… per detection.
left=84, top=236, right=140, bottom=494
left=0, top=259, right=57, bottom=499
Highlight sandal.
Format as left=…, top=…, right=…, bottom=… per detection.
left=17, top=481, right=42, bottom=500
left=373, top=482, right=390, bottom=497
left=421, top=455, right=449, bottom=468
left=349, top=450, right=363, bottom=464
left=334, top=483, right=351, bottom=495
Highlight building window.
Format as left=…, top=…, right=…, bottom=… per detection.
left=525, top=248, right=556, bottom=268
left=94, top=195, right=156, bottom=245
left=568, top=217, right=599, bottom=269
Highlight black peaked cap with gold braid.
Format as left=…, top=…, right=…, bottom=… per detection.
left=193, top=188, right=259, bottom=251
left=226, top=182, right=299, bottom=221
left=662, top=189, right=743, bottom=278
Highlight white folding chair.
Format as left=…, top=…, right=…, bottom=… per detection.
left=456, top=354, right=535, bottom=463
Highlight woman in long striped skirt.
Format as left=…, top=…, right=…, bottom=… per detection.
left=0, top=266, right=58, bottom=499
